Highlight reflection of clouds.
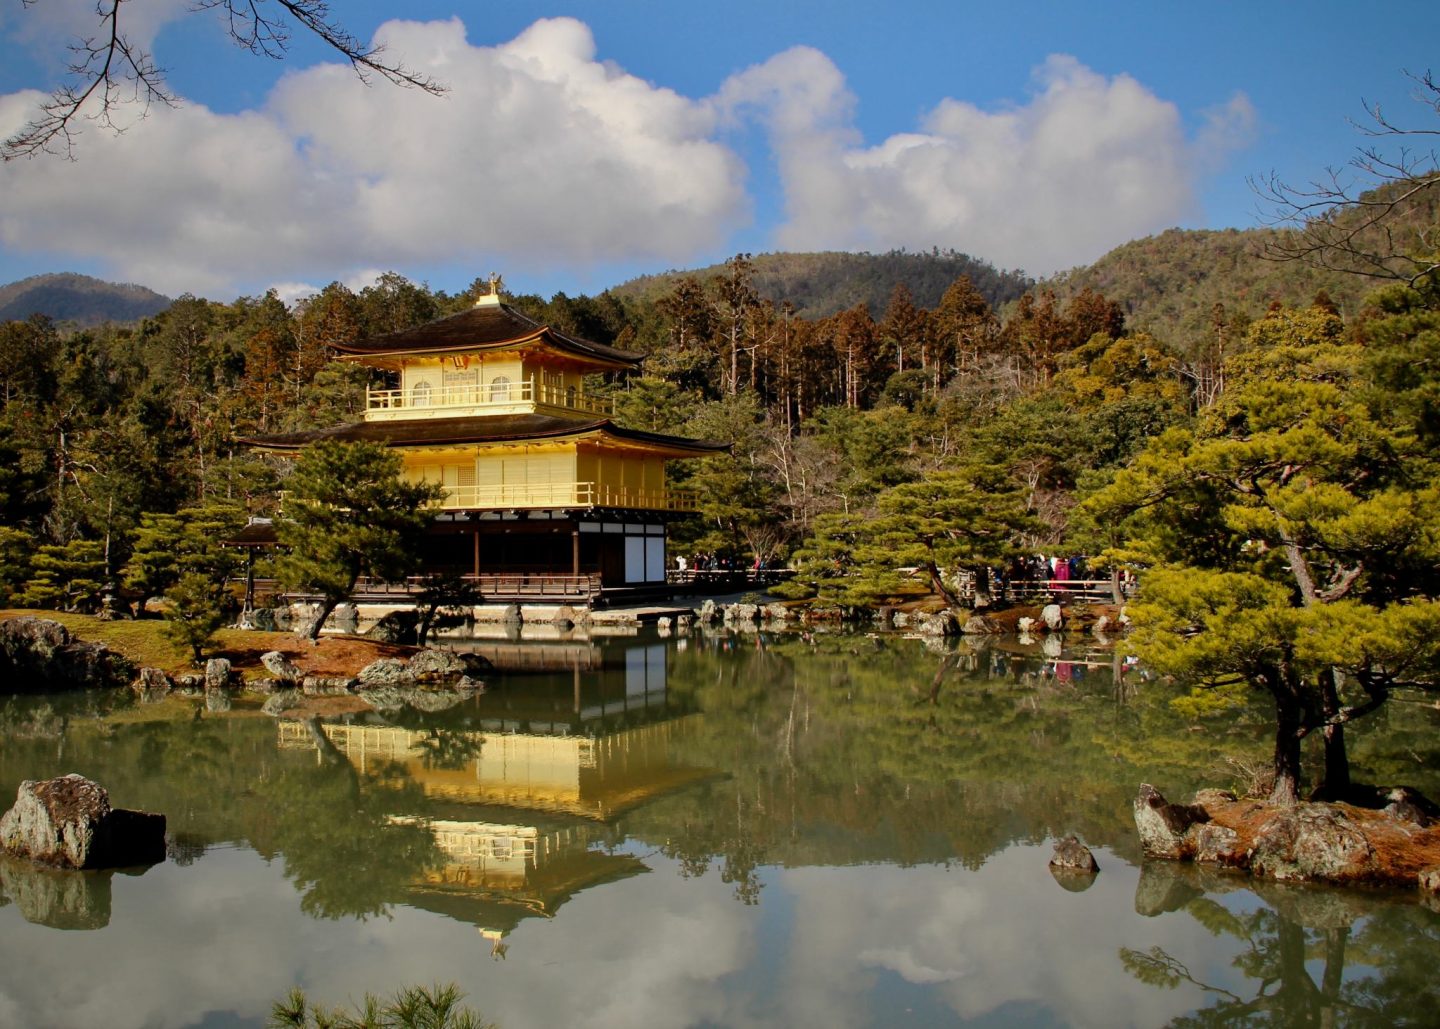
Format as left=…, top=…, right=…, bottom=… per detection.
left=0, top=839, right=1299, bottom=1029
left=776, top=847, right=1230, bottom=1029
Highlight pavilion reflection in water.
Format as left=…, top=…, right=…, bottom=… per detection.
left=275, top=639, right=717, bottom=955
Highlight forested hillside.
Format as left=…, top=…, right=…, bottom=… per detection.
left=0, top=273, right=171, bottom=327
left=1045, top=228, right=1365, bottom=347
left=614, top=249, right=1032, bottom=319
left=1046, top=179, right=1440, bottom=349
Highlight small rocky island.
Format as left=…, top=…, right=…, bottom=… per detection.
left=1135, top=784, right=1440, bottom=897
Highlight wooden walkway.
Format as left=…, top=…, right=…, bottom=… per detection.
left=959, top=577, right=1131, bottom=605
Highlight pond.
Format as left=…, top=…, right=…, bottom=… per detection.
left=2, top=630, right=1439, bottom=1028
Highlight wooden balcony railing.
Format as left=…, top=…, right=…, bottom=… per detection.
left=366, top=381, right=614, bottom=417
left=436, top=481, right=698, bottom=512
left=352, top=572, right=604, bottom=601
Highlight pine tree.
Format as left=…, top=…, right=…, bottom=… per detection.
left=1083, top=299, right=1440, bottom=804
left=274, top=441, right=443, bottom=640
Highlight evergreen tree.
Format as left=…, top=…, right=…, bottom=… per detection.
left=20, top=539, right=106, bottom=612
left=274, top=441, right=443, bottom=640
left=164, top=569, right=236, bottom=662
left=1083, top=299, right=1440, bottom=804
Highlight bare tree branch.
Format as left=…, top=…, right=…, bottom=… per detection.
left=1252, top=71, right=1440, bottom=296
left=4, top=0, right=445, bottom=162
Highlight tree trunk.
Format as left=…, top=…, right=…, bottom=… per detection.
left=305, top=597, right=340, bottom=641
left=1269, top=690, right=1303, bottom=805
left=417, top=605, right=436, bottom=647
left=924, top=560, right=966, bottom=618
left=1313, top=667, right=1351, bottom=801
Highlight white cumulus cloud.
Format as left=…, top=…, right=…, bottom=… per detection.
left=720, top=50, right=1254, bottom=275
left=0, top=16, right=1255, bottom=296
left=0, top=16, right=748, bottom=297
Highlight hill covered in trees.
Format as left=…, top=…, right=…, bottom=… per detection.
left=1045, top=227, right=1375, bottom=350
left=0, top=273, right=172, bottom=328
left=613, top=249, right=1033, bottom=319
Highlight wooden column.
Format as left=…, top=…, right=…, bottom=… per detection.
left=572, top=531, right=580, bottom=577
left=473, top=525, right=481, bottom=577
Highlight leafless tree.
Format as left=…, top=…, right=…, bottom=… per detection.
left=4, top=0, right=445, bottom=161
left=1252, top=70, right=1439, bottom=293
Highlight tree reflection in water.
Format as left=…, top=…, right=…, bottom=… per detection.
left=1124, top=861, right=1440, bottom=1026
left=409, top=727, right=486, bottom=771
left=247, top=717, right=442, bottom=920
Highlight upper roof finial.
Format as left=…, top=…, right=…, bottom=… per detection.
left=475, top=272, right=504, bottom=308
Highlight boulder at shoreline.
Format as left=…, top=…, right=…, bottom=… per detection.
left=0, top=774, right=166, bottom=870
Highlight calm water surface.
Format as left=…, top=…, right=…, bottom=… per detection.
left=2, top=630, right=1438, bottom=1028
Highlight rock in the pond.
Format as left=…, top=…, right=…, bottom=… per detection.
left=203, top=658, right=232, bottom=691
left=1049, top=835, right=1099, bottom=873
left=1134, top=784, right=1210, bottom=860
left=260, top=651, right=302, bottom=684
left=331, top=603, right=360, bottom=635
left=0, top=617, right=135, bottom=692
left=0, top=775, right=165, bottom=870
left=132, top=667, right=172, bottom=704
left=1193, top=824, right=1245, bottom=866
left=247, top=607, right=278, bottom=632
left=365, top=611, right=418, bottom=645
left=1040, top=604, right=1064, bottom=630
left=409, top=648, right=468, bottom=682
left=133, top=667, right=172, bottom=693
left=916, top=611, right=960, bottom=637
left=356, top=658, right=415, bottom=690
left=0, top=616, right=70, bottom=661
left=1249, top=803, right=1380, bottom=884
left=453, top=675, right=485, bottom=694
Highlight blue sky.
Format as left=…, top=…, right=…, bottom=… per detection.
left=1, top=1, right=1436, bottom=302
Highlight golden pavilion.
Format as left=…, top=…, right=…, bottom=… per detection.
left=245, top=282, right=725, bottom=602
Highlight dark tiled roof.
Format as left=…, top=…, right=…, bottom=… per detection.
left=222, top=519, right=277, bottom=547
left=240, top=414, right=729, bottom=455
left=332, top=302, right=643, bottom=367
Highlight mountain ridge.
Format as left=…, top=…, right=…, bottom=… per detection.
left=0, top=272, right=172, bottom=328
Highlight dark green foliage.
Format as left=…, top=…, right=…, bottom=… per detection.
left=0, top=526, right=36, bottom=606
left=1083, top=296, right=1440, bottom=803
left=275, top=441, right=442, bottom=639
left=20, top=539, right=107, bottom=612
left=163, top=570, right=235, bottom=662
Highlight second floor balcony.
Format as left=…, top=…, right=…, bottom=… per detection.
left=366, top=380, right=614, bottom=421
left=436, top=481, right=699, bottom=513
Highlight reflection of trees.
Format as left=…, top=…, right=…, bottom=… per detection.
left=245, top=718, right=442, bottom=920
left=629, top=632, right=1289, bottom=901
left=1123, top=867, right=1440, bottom=1026
left=409, top=728, right=485, bottom=771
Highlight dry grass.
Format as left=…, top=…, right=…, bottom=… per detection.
left=0, top=609, right=415, bottom=681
